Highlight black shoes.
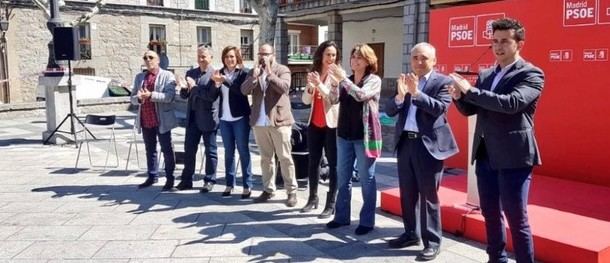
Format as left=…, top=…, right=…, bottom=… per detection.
left=253, top=191, right=274, bottom=203
left=418, top=247, right=440, bottom=261
left=318, top=192, right=336, bottom=219
left=388, top=234, right=421, bottom=248
left=326, top=221, right=350, bottom=229
left=286, top=193, right=297, bottom=207
left=354, top=225, right=374, bottom=235
left=138, top=177, right=157, bottom=189
left=200, top=182, right=215, bottom=193
left=161, top=178, right=174, bottom=191
left=175, top=181, right=193, bottom=191
left=300, top=196, right=319, bottom=212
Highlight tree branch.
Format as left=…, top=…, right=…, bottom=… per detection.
left=69, top=0, right=106, bottom=26
left=31, top=0, right=50, bottom=19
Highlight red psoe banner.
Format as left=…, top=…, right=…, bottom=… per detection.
left=431, top=0, right=610, bottom=187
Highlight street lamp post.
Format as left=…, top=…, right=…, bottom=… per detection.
left=0, top=6, right=9, bottom=103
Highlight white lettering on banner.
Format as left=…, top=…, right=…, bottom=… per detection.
left=566, top=8, right=595, bottom=19
left=549, top=50, right=562, bottom=62
left=450, top=31, right=474, bottom=41
left=564, top=0, right=597, bottom=26
left=566, top=1, right=588, bottom=8
left=584, top=49, right=597, bottom=61
left=449, top=16, right=476, bottom=47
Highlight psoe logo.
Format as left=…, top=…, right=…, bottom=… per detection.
left=476, top=13, right=506, bottom=46
left=563, top=0, right=597, bottom=27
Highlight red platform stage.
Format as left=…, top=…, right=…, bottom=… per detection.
left=380, top=175, right=610, bottom=263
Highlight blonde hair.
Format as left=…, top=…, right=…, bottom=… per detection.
left=351, top=43, right=378, bottom=74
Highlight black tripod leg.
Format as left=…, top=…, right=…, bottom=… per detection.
left=43, top=114, right=71, bottom=145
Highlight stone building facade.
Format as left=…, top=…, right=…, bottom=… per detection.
left=3, top=0, right=259, bottom=103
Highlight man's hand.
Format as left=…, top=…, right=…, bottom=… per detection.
left=138, top=88, right=151, bottom=101
left=186, top=76, right=196, bottom=91
left=252, top=65, right=262, bottom=78
left=449, top=73, right=473, bottom=93
left=176, top=74, right=187, bottom=92
left=329, top=64, right=346, bottom=83
left=211, top=70, right=224, bottom=87
left=405, top=73, right=419, bottom=97
left=447, top=84, right=462, bottom=100
left=263, top=56, right=272, bottom=74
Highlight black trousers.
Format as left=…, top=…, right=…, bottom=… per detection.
left=307, top=125, right=337, bottom=197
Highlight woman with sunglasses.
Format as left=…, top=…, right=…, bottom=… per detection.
left=210, top=46, right=253, bottom=198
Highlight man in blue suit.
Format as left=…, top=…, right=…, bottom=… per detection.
left=449, top=18, right=544, bottom=263
left=385, top=42, right=458, bottom=261
left=175, top=45, right=220, bottom=192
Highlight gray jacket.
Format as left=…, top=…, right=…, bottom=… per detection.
left=130, top=68, right=177, bottom=134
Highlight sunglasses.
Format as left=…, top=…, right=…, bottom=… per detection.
left=142, top=55, right=156, bottom=60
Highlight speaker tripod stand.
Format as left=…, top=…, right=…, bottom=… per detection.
left=43, top=60, right=96, bottom=147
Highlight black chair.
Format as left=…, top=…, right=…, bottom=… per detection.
left=75, top=114, right=119, bottom=171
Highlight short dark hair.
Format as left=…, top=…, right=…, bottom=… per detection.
left=311, top=40, right=341, bottom=73
left=221, top=45, right=243, bottom=68
left=492, top=18, right=525, bottom=42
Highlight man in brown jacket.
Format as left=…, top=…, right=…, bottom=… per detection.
left=241, top=43, right=298, bottom=207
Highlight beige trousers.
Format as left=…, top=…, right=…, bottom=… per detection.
left=253, top=126, right=297, bottom=194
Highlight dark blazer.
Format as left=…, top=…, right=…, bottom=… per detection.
left=241, top=63, right=294, bottom=127
left=181, top=65, right=220, bottom=132
left=454, top=59, right=544, bottom=169
left=219, top=67, right=251, bottom=119
left=385, top=71, right=458, bottom=160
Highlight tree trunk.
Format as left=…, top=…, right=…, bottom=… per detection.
left=249, top=0, right=279, bottom=48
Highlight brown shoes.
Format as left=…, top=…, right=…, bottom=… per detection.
left=253, top=191, right=275, bottom=203
left=286, top=193, right=297, bottom=207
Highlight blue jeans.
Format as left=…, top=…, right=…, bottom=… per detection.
left=180, top=124, right=218, bottom=184
left=333, top=137, right=377, bottom=228
left=219, top=118, right=253, bottom=189
left=476, top=153, right=534, bottom=263
left=141, top=127, right=174, bottom=179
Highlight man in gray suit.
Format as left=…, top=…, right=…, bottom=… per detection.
left=175, top=45, right=220, bottom=192
left=449, top=18, right=544, bottom=263
left=130, top=50, right=177, bottom=190
left=385, top=42, right=458, bottom=261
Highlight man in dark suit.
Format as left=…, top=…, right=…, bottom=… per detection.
left=241, top=43, right=298, bottom=207
left=385, top=42, right=458, bottom=261
left=175, top=45, right=220, bottom=192
left=449, top=18, right=544, bottom=263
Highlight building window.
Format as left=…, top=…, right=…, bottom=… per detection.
left=239, top=0, right=252, bottom=13
left=288, top=32, right=300, bottom=55
left=240, top=29, right=253, bottom=60
left=148, top=24, right=166, bottom=55
left=194, top=0, right=209, bottom=10
left=147, top=0, right=163, bottom=6
left=78, top=23, right=92, bottom=60
left=197, top=26, right=212, bottom=47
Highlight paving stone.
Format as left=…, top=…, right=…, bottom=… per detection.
left=8, top=226, right=91, bottom=241
left=0, top=202, right=64, bottom=213
left=129, top=258, right=210, bottom=263
left=2, top=213, right=76, bottom=226
left=0, top=241, right=33, bottom=259
left=14, top=240, right=105, bottom=259
left=172, top=239, right=253, bottom=258
left=79, top=225, right=158, bottom=241
left=93, top=240, right=178, bottom=259
left=64, top=212, right=138, bottom=226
